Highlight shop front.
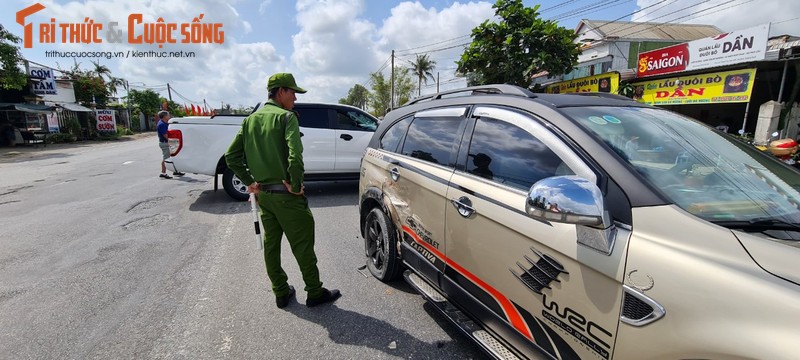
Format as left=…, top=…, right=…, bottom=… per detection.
left=545, top=71, right=620, bottom=94
left=631, top=24, right=773, bottom=134
left=631, top=68, right=757, bottom=132
left=0, top=102, right=56, bottom=146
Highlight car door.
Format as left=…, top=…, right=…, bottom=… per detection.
left=378, top=108, right=468, bottom=282
left=334, top=108, right=379, bottom=172
left=293, top=106, right=335, bottom=173
left=444, top=106, right=626, bottom=360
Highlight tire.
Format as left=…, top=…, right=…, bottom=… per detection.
left=364, top=207, right=401, bottom=282
left=222, top=168, right=249, bottom=201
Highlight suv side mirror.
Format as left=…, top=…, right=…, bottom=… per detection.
left=525, top=175, right=607, bottom=228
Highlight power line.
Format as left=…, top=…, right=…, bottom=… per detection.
left=540, top=0, right=584, bottom=14
left=551, top=0, right=629, bottom=21
left=577, top=0, right=674, bottom=36
left=605, top=0, right=717, bottom=38
left=621, top=0, right=753, bottom=39
left=395, top=34, right=472, bottom=55
left=773, top=16, right=800, bottom=25
left=170, top=87, right=202, bottom=104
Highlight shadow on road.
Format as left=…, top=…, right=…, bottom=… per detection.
left=187, top=189, right=248, bottom=215
left=188, top=180, right=357, bottom=214
left=0, top=151, right=76, bottom=164
left=286, top=304, right=461, bottom=359
left=305, top=180, right=359, bottom=208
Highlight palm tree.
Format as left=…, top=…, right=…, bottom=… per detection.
left=105, top=76, right=125, bottom=96
left=90, top=60, right=130, bottom=100
left=91, top=60, right=112, bottom=79
left=409, top=54, right=436, bottom=96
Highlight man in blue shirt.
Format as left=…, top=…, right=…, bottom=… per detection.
left=157, top=111, right=184, bottom=179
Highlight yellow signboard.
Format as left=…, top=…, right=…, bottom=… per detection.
left=546, top=72, right=619, bottom=94
left=631, top=68, right=757, bottom=105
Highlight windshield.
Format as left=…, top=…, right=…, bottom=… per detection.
left=563, top=106, right=800, bottom=225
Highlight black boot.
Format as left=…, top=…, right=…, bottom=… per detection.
left=306, top=288, right=341, bottom=307
left=276, top=286, right=295, bottom=309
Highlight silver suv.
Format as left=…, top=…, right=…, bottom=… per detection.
left=358, top=85, right=799, bottom=360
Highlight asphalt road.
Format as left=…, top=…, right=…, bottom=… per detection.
left=0, top=136, right=485, bottom=359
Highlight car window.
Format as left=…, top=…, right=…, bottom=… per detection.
left=563, top=106, right=800, bottom=224
left=380, top=116, right=412, bottom=152
left=293, top=107, right=330, bottom=129
left=466, top=117, right=566, bottom=191
left=336, top=109, right=378, bottom=132
left=401, top=117, right=462, bottom=167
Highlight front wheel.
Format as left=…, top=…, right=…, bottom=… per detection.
left=222, top=168, right=249, bottom=201
left=364, top=207, right=401, bottom=282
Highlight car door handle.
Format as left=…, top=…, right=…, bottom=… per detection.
left=389, top=167, right=400, bottom=181
left=451, top=196, right=476, bottom=218
left=340, top=134, right=353, bottom=141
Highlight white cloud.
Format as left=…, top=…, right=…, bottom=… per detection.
left=19, top=0, right=279, bottom=107
left=633, top=0, right=799, bottom=36
left=258, top=0, right=273, bottom=15
left=379, top=1, right=493, bottom=51
left=290, top=1, right=494, bottom=102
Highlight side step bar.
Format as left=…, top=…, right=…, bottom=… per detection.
left=403, top=271, right=521, bottom=360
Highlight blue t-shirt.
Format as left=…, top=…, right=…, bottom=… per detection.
left=157, top=120, right=168, bottom=143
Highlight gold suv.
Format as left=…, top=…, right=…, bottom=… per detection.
left=358, top=85, right=800, bottom=360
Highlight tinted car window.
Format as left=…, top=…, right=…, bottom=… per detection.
left=401, top=117, right=462, bottom=166
left=337, top=109, right=378, bottom=132
left=293, top=107, right=330, bottom=129
left=467, top=117, right=563, bottom=190
left=380, top=116, right=412, bottom=152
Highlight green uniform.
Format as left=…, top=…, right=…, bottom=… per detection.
left=225, top=100, right=323, bottom=298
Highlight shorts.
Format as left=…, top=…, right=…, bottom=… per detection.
left=159, top=142, right=170, bottom=160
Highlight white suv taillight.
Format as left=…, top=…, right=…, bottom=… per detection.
left=168, top=129, right=182, bottom=156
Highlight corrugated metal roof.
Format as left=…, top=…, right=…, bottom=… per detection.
left=580, top=20, right=723, bottom=41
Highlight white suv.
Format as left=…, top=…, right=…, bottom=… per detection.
left=167, top=102, right=379, bottom=200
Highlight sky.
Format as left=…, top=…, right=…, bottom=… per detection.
left=2, top=0, right=798, bottom=111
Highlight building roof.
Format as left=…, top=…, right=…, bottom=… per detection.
left=577, top=20, right=723, bottom=41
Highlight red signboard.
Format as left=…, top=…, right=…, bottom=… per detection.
left=637, top=43, right=689, bottom=77
left=637, top=24, right=770, bottom=78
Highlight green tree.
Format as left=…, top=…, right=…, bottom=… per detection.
left=90, top=60, right=124, bottom=97
left=234, top=105, right=253, bottom=115
left=163, top=98, right=186, bottom=117
left=60, top=62, right=108, bottom=107
left=456, top=0, right=580, bottom=87
left=0, top=24, right=27, bottom=90
left=368, top=67, right=414, bottom=116
left=126, top=89, right=161, bottom=121
left=339, top=84, right=370, bottom=110
left=409, top=54, right=436, bottom=96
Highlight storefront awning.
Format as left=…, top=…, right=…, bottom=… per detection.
left=0, top=102, right=55, bottom=114
left=59, top=102, right=94, bottom=112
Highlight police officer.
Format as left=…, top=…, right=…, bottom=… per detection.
left=225, top=73, right=341, bottom=309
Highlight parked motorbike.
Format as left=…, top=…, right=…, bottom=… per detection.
left=752, top=131, right=799, bottom=166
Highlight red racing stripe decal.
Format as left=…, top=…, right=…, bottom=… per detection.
left=402, top=226, right=533, bottom=340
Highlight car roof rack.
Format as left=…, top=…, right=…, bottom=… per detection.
left=564, top=92, right=635, bottom=101
left=405, top=84, right=536, bottom=106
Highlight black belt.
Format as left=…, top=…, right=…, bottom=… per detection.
left=259, top=184, right=289, bottom=193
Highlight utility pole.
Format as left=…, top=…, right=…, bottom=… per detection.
left=167, top=83, right=173, bottom=102
left=124, top=79, right=131, bottom=129
left=390, top=50, right=395, bottom=111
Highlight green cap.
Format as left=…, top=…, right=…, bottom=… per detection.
left=267, top=73, right=307, bottom=93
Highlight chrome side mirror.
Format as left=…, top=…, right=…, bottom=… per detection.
left=527, top=176, right=617, bottom=254
left=525, top=176, right=607, bottom=228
